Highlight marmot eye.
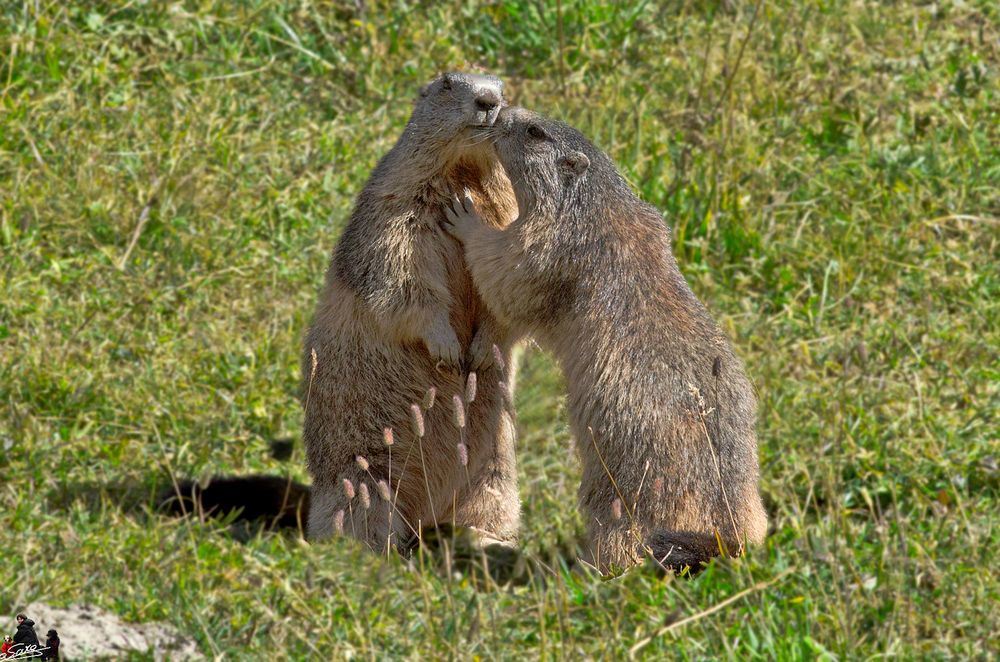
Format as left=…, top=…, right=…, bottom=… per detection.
left=441, top=76, right=453, bottom=91
left=527, top=125, right=548, bottom=140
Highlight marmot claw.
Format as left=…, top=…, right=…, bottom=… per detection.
left=442, top=190, right=481, bottom=243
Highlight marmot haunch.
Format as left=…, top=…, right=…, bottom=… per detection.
left=441, top=106, right=767, bottom=572
left=303, top=73, right=522, bottom=553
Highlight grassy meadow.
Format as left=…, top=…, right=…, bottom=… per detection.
left=1, top=0, right=998, bottom=658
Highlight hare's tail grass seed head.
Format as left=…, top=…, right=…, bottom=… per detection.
left=342, top=478, right=355, bottom=501
left=359, top=483, right=371, bottom=509
left=377, top=480, right=392, bottom=502
left=423, top=386, right=437, bottom=410
left=355, top=455, right=369, bottom=472
left=410, top=403, right=425, bottom=437
left=304, top=347, right=319, bottom=414
left=452, top=394, right=466, bottom=429
left=383, top=427, right=394, bottom=446
left=465, top=372, right=477, bottom=403
left=492, top=344, right=505, bottom=372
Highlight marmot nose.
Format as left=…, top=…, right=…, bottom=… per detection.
left=475, top=90, right=501, bottom=112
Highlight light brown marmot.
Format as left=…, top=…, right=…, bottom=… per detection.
left=303, top=73, right=521, bottom=553
left=441, top=107, right=768, bottom=572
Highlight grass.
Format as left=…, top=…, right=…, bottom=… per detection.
left=1, top=0, right=998, bottom=658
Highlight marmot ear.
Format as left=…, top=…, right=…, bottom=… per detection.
left=558, top=151, right=590, bottom=177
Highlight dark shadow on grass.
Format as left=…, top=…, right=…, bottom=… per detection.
left=157, top=474, right=311, bottom=532
left=49, top=476, right=715, bottom=581
left=47, top=473, right=311, bottom=540
left=49, top=438, right=311, bottom=539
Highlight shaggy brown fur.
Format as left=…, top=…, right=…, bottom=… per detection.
left=441, top=107, right=767, bottom=573
left=303, top=73, right=521, bottom=552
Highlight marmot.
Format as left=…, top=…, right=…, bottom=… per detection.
left=303, top=73, right=521, bottom=553
left=441, top=107, right=767, bottom=572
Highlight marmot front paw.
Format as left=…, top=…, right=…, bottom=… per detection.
left=424, top=317, right=462, bottom=370
left=441, top=190, right=482, bottom=244
left=466, top=326, right=498, bottom=371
